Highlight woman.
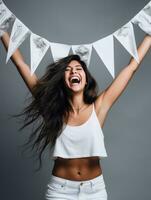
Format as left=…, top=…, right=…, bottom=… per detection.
left=1, top=32, right=151, bottom=200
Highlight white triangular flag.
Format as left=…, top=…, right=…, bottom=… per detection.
left=6, top=18, right=30, bottom=63
left=143, top=1, right=151, bottom=16
left=0, top=1, right=13, bottom=25
left=0, top=29, right=4, bottom=36
left=30, top=33, right=50, bottom=75
left=50, top=42, right=71, bottom=62
left=0, top=14, right=15, bottom=37
left=113, top=21, right=139, bottom=63
left=0, top=18, right=6, bottom=36
left=132, top=9, right=151, bottom=35
left=93, top=34, right=115, bottom=78
left=71, top=44, right=92, bottom=67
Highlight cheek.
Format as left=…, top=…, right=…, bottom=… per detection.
left=82, top=74, right=87, bottom=83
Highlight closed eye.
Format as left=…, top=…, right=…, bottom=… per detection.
left=65, top=67, right=71, bottom=71
left=65, top=67, right=82, bottom=71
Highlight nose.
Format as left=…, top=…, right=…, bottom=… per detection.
left=71, top=68, right=77, bottom=74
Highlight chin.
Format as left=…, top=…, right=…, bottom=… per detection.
left=69, top=87, right=84, bottom=93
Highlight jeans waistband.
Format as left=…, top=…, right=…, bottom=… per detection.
left=49, top=173, right=105, bottom=188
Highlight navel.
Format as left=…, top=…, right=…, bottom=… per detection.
left=77, top=171, right=81, bottom=175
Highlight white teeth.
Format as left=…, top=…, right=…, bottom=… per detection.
left=71, top=77, right=79, bottom=81
left=70, top=76, right=80, bottom=82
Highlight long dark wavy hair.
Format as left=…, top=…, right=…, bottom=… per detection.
left=12, top=54, right=99, bottom=172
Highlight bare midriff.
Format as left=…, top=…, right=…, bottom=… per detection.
left=52, top=156, right=102, bottom=181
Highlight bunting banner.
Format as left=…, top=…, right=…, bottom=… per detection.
left=6, top=18, right=31, bottom=63
left=0, top=19, right=7, bottom=36
left=132, top=7, right=151, bottom=34
left=93, top=34, right=115, bottom=78
left=30, top=33, right=50, bottom=76
left=1, top=0, right=151, bottom=77
left=50, top=42, right=71, bottom=62
left=113, top=21, right=139, bottom=64
left=0, top=0, right=12, bottom=25
left=71, top=44, right=92, bottom=67
left=0, top=0, right=14, bottom=36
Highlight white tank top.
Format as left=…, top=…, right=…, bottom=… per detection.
left=51, top=103, right=108, bottom=160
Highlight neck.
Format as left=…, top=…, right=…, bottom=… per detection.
left=70, top=93, right=86, bottom=114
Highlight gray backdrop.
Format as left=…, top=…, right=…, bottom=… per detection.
left=0, top=0, right=151, bottom=200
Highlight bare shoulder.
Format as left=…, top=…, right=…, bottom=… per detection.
left=94, top=90, right=110, bottom=128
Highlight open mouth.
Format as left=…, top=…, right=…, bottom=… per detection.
left=69, top=76, right=81, bottom=85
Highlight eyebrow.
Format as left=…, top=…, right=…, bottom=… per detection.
left=66, top=65, right=82, bottom=68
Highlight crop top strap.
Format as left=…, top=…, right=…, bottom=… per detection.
left=92, top=102, right=98, bottom=119
left=92, top=102, right=95, bottom=111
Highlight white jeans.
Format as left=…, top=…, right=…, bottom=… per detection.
left=45, top=173, right=108, bottom=200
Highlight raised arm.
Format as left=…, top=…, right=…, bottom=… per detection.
left=1, top=32, right=39, bottom=95
left=95, top=34, right=151, bottom=126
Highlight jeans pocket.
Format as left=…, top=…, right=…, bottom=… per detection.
left=47, top=181, right=65, bottom=192
left=93, top=179, right=106, bottom=191
left=94, top=182, right=108, bottom=199
left=92, top=187, right=107, bottom=200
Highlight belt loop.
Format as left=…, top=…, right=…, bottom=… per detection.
left=64, top=179, right=67, bottom=187
left=90, top=180, right=94, bottom=189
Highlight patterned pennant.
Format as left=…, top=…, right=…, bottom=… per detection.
left=71, top=44, right=92, bottom=67
left=6, top=18, right=30, bottom=63
left=143, top=1, right=151, bottom=16
left=30, top=33, right=50, bottom=75
left=132, top=9, right=151, bottom=35
left=0, top=1, right=12, bottom=25
left=93, top=34, right=115, bottom=78
left=50, top=42, right=71, bottom=62
left=0, top=14, right=15, bottom=37
left=113, top=21, right=139, bottom=63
